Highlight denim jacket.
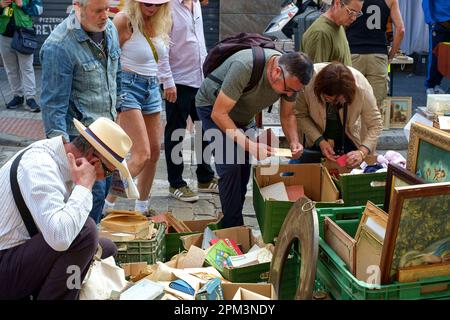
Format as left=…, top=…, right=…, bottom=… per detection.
left=40, top=12, right=122, bottom=140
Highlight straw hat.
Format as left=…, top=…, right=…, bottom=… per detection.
left=74, top=117, right=139, bottom=199
left=135, top=0, right=170, bottom=4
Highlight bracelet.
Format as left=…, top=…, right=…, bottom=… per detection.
left=357, top=150, right=366, bottom=160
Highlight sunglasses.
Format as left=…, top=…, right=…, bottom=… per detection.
left=143, top=2, right=164, bottom=7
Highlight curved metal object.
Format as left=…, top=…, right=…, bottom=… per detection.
left=269, top=196, right=319, bottom=300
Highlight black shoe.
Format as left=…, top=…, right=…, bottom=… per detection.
left=25, top=98, right=41, bottom=113
left=6, top=96, right=24, bottom=109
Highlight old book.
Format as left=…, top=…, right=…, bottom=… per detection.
left=99, top=223, right=150, bottom=241
left=285, top=185, right=305, bottom=202
left=259, top=182, right=289, bottom=201
left=166, top=213, right=192, bottom=233
left=397, top=262, right=450, bottom=283
left=100, top=210, right=149, bottom=234
left=271, top=147, right=292, bottom=158
left=324, top=217, right=356, bottom=274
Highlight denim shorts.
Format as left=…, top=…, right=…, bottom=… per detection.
left=120, top=71, right=162, bottom=115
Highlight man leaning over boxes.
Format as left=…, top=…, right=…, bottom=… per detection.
left=195, top=50, right=314, bottom=228
left=0, top=118, right=137, bottom=300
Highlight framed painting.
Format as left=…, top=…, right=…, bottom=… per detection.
left=380, top=98, right=391, bottom=130
left=383, top=163, right=425, bottom=212
left=354, top=202, right=388, bottom=284
left=406, top=122, right=450, bottom=183
left=379, top=182, right=450, bottom=284
left=389, top=97, right=412, bottom=128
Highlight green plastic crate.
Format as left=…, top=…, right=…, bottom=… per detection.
left=339, top=171, right=387, bottom=206
left=315, top=206, right=450, bottom=300
left=115, top=223, right=166, bottom=265
left=253, top=164, right=343, bottom=244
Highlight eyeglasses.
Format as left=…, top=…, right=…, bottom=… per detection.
left=279, top=67, right=304, bottom=93
left=143, top=3, right=164, bottom=7
left=342, top=4, right=363, bottom=18
left=101, top=161, right=115, bottom=178
left=94, top=151, right=115, bottom=178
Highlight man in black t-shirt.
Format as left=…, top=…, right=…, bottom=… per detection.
left=346, top=0, right=405, bottom=107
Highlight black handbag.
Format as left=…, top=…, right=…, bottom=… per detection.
left=11, top=27, right=38, bottom=55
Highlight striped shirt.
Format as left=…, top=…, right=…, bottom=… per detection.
left=162, top=0, right=207, bottom=88
left=0, top=137, right=93, bottom=251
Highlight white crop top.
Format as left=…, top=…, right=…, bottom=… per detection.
left=120, top=29, right=167, bottom=77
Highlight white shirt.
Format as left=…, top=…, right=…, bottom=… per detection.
left=162, top=0, right=207, bottom=88
left=0, top=137, right=93, bottom=251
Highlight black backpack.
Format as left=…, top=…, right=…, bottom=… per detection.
left=203, top=32, right=277, bottom=94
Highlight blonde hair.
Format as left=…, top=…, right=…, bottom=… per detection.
left=124, top=0, right=172, bottom=46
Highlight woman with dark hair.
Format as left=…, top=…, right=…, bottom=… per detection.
left=294, top=62, right=382, bottom=167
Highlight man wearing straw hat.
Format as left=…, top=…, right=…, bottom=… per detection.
left=0, top=117, right=137, bottom=300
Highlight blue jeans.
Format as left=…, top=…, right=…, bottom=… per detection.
left=426, top=23, right=450, bottom=89
left=91, top=178, right=112, bottom=224
left=119, top=71, right=162, bottom=115
left=196, top=106, right=254, bottom=228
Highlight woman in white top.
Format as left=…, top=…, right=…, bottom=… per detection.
left=105, top=0, right=175, bottom=215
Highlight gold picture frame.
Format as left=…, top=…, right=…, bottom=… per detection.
left=389, top=97, right=412, bottom=128
left=406, top=122, right=450, bottom=183
left=380, top=98, right=391, bottom=130
left=379, top=182, right=450, bottom=284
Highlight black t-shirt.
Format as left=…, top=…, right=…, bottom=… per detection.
left=346, top=0, right=391, bottom=55
left=87, top=31, right=106, bottom=53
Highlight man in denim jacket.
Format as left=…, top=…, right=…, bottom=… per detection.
left=40, top=0, right=122, bottom=224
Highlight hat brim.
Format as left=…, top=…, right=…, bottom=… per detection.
left=135, top=0, right=170, bottom=4
left=74, top=119, right=133, bottom=183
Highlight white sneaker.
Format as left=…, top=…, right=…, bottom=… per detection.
left=434, top=85, right=446, bottom=94
left=426, top=88, right=436, bottom=95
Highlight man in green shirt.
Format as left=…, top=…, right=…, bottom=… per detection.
left=195, top=50, right=313, bottom=228
left=301, top=0, right=364, bottom=66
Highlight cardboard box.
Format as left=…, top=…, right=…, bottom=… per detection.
left=253, top=163, right=340, bottom=243
left=232, top=288, right=270, bottom=300
left=181, top=227, right=272, bottom=283
left=323, top=156, right=387, bottom=206
left=222, top=283, right=277, bottom=300
left=165, top=218, right=220, bottom=260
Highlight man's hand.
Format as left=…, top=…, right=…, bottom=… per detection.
left=319, top=140, right=338, bottom=162
left=13, top=0, right=22, bottom=7
left=164, top=86, right=177, bottom=103
left=249, top=141, right=273, bottom=161
left=67, top=153, right=97, bottom=191
left=289, top=141, right=304, bottom=159
left=1, top=0, right=12, bottom=8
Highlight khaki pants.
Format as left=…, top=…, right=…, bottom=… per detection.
left=351, top=53, right=388, bottom=108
